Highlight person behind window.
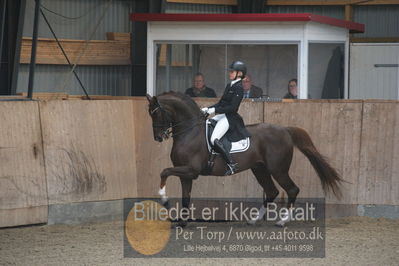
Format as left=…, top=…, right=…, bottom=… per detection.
left=185, top=73, right=216, bottom=98
left=242, top=74, right=263, bottom=99
left=283, top=78, right=298, bottom=99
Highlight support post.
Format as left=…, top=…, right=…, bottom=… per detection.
left=345, top=5, right=353, bottom=21
left=27, top=0, right=41, bottom=99
left=0, top=0, right=26, bottom=95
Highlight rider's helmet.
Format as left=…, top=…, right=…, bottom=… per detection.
left=229, top=61, right=247, bottom=78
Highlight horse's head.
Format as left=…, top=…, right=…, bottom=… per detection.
left=146, top=94, right=173, bottom=142
left=146, top=92, right=203, bottom=142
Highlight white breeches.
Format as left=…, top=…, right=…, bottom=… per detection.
left=210, top=114, right=229, bottom=145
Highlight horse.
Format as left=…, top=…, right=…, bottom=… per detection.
left=146, top=91, right=342, bottom=226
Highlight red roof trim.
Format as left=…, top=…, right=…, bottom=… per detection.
left=309, top=14, right=364, bottom=33
left=130, top=13, right=364, bottom=33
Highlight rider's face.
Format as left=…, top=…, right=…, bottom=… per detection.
left=229, top=70, right=237, bottom=80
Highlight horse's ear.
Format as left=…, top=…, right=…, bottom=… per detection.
left=153, top=96, right=159, bottom=105
left=146, top=93, right=152, bottom=102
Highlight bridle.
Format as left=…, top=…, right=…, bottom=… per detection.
left=150, top=102, right=204, bottom=139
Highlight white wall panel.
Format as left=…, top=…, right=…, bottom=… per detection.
left=350, top=44, right=399, bottom=100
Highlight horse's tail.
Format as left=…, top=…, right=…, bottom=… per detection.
left=286, top=126, right=343, bottom=199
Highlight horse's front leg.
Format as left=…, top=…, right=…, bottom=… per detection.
left=158, top=166, right=198, bottom=205
left=178, top=178, right=193, bottom=227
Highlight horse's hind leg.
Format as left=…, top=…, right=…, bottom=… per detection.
left=271, top=171, right=300, bottom=227
left=248, top=163, right=279, bottom=224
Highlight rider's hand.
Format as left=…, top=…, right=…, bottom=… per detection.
left=201, top=107, right=208, bottom=114
left=207, top=107, right=215, bottom=115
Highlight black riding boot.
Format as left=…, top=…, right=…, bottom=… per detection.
left=213, top=139, right=238, bottom=175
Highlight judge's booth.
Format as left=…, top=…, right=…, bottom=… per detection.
left=130, top=13, right=364, bottom=99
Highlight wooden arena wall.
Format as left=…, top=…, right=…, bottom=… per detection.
left=0, top=98, right=398, bottom=227
left=0, top=100, right=139, bottom=227
left=0, top=101, right=48, bottom=227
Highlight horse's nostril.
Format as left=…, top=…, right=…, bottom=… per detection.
left=155, top=136, right=163, bottom=142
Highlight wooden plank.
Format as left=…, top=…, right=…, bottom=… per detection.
left=264, top=102, right=362, bottom=204
left=282, top=99, right=363, bottom=103
left=345, top=4, right=353, bottom=21
left=15, top=93, right=140, bottom=101
left=66, top=95, right=137, bottom=100
left=358, top=102, right=399, bottom=205
left=20, top=37, right=130, bottom=65
left=106, top=32, right=131, bottom=41
left=17, top=92, right=69, bottom=100
left=14, top=94, right=147, bottom=101
left=39, top=100, right=138, bottom=204
left=363, top=99, right=399, bottom=103
left=351, top=37, right=399, bottom=43
left=0, top=96, right=26, bottom=100
left=0, top=101, right=48, bottom=227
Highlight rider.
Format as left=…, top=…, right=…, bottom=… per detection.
left=201, top=61, right=251, bottom=175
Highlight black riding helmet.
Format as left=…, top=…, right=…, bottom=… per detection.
left=229, top=61, right=247, bottom=78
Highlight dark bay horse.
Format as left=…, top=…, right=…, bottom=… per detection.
left=146, top=92, right=342, bottom=226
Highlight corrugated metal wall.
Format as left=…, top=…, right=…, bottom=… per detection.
left=264, top=5, right=344, bottom=19
left=264, top=5, right=399, bottom=38
left=165, top=3, right=232, bottom=14
left=18, top=1, right=399, bottom=97
left=17, top=0, right=132, bottom=95
left=353, top=5, right=399, bottom=38
left=17, top=65, right=131, bottom=96
left=23, top=0, right=131, bottom=39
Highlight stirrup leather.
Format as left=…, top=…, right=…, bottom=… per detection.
left=225, top=162, right=238, bottom=175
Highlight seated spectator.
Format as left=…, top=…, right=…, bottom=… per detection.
left=283, top=78, right=298, bottom=99
left=242, top=74, right=263, bottom=98
left=185, top=73, right=216, bottom=98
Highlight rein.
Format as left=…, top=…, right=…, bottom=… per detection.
left=151, top=104, right=204, bottom=139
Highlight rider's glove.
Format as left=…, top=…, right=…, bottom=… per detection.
left=207, top=107, right=215, bottom=115
left=201, top=107, right=215, bottom=115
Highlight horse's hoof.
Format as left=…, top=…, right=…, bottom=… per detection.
left=247, top=219, right=257, bottom=225
left=275, top=220, right=285, bottom=227
left=172, top=219, right=187, bottom=228
left=171, top=223, right=179, bottom=229
left=177, top=220, right=188, bottom=228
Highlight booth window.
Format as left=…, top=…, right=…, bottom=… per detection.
left=308, top=43, right=345, bottom=99
left=155, top=43, right=298, bottom=98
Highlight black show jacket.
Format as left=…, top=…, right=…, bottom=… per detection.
left=210, top=80, right=251, bottom=142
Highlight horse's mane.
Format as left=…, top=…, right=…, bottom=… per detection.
left=157, top=91, right=201, bottom=116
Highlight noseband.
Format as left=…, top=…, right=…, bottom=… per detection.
left=150, top=104, right=173, bottom=139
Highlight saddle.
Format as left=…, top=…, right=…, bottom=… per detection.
left=205, top=119, right=250, bottom=154
left=203, top=119, right=250, bottom=175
